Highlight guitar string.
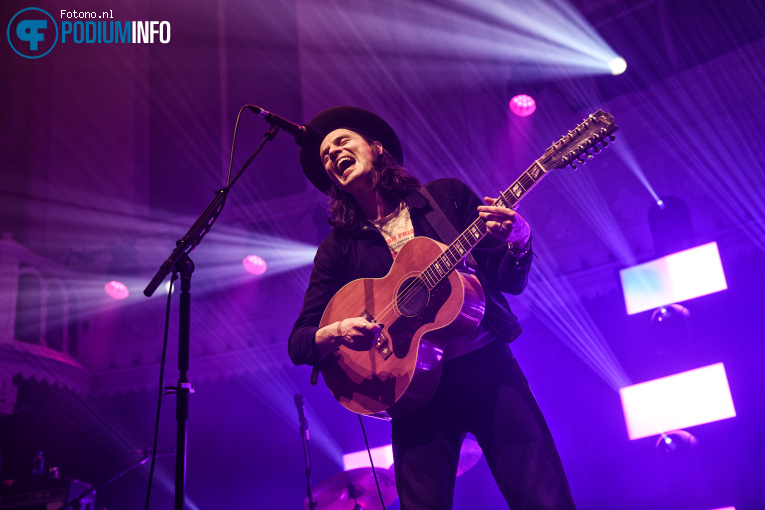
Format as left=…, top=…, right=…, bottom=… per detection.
left=366, top=168, right=551, bottom=331
left=368, top=217, right=488, bottom=329
left=364, top=163, right=555, bottom=340
left=366, top=189, right=516, bottom=338
left=362, top=117, right=610, bottom=350
left=371, top=193, right=506, bottom=326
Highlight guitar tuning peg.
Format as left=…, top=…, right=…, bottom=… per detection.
left=570, top=162, right=577, bottom=170
left=601, top=138, right=609, bottom=147
left=577, top=157, right=586, bottom=165
left=592, top=145, right=601, bottom=153
left=586, top=152, right=594, bottom=159
left=609, top=135, right=616, bottom=142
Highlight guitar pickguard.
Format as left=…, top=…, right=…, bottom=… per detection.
left=388, top=276, right=452, bottom=358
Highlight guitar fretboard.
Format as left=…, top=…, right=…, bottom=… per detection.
left=419, top=160, right=547, bottom=290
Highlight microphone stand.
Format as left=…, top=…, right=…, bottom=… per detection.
left=299, top=408, right=316, bottom=509
left=143, top=122, right=280, bottom=510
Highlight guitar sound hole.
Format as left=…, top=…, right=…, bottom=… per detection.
left=396, top=277, right=429, bottom=317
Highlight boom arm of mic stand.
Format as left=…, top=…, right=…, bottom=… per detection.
left=143, top=124, right=280, bottom=297
left=143, top=188, right=228, bottom=297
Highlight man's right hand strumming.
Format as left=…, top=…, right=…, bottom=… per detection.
left=315, top=318, right=383, bottom=361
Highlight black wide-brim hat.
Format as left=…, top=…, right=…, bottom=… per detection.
left=299, top=106, right=403, bottom=194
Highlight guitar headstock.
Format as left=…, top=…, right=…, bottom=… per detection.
left=539, top=110, right=618, bottom=171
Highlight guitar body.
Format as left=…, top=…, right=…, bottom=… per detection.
left=315, top=109, right=619, bottom=419
left=318, top=236, right=485, bottom=419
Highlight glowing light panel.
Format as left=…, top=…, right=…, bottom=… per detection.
left=509, top=94, right=536, bottom=117
left=609, top=56, right=627, bottom=75
left=619, top=242, right=727, bottom=315
left=243, top=255, right=267, bottom=275
left=343, top=444, right=394, bottom=471
left=619, top=363, right=736, bottom=440
left=105, top=280, right=129, bottom=300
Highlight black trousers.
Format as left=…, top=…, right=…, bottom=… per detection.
left=391, top=340, right=577, bottom=509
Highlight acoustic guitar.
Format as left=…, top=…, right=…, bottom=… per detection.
left=318, top=110, right=619, bottom=419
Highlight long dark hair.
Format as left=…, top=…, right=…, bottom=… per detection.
left=327, top=139, right=420, bottom=230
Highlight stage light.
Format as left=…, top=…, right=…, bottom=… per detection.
left=608, top=56, right=627, bottom=75
left=162, top=280, right=178, bottom=294
left=343, top=444, right=394, bottom=471
left=649, top=196, right=694, bottom=257
left=609, top=137, right=662, bottom=208
left=509, top=94, right=536, bottom=117
left=650, top=303, right=690, bottom=323
left=242, top=255, right=267, bottom=275
left=655, top=429, right=697, bottom=453
left=104, top=280, right=129, bottom=300
left=620, top=242, right=727, bottom=315
left=619, top=363, right=736, bottom=440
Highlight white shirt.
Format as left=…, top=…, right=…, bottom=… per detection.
left=371, top=204, right=496, bottom=361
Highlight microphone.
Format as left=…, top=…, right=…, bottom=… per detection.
left=248, top=106, right=321, bottom=147
left=294, top=393, right=309, bottom=440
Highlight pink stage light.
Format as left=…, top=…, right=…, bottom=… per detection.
left=242, top=255, right=267, bottom=275
left=105, top=280, right=129, bottom=300
left=709, top=507, right=736, bottom=510
left=619, top=242, right=727, bottom=315
left=509, top=94, right=536, bottom=117
left=619, top=363, right=736, bottom=440
left=343, top=444, right=394, bottom=471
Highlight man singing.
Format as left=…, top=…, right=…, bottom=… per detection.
left=289, top=106, right=576, bottom=509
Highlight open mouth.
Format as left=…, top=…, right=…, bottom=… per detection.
left=337, top=156, right=355, bottom=174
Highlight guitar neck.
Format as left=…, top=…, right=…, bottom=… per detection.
left=419, top=109, right=618, bottom=290
left=420, top=160, right=548, bottom=290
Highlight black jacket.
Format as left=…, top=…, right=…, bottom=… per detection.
left=288, top=178, right=533, bottom=366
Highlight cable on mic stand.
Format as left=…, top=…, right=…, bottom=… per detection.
left=358, top=414, right=386, bottom=509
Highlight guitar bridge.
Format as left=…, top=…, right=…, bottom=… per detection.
left=376, top=331, right=393, bottom=360
left=362, top=310, right=393, bottom=360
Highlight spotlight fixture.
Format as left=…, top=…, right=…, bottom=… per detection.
left=507, top=62, right=545, bottom=117
left=105, top=280, right=129, bottom=300
left=608, top=56, right=627, bottom=75
left=655, top=429, right=697, bottom=453
left=243, top=255, right=267, bottom=275
left=650, top=303, right=690, bottom=323
left=509, top=94, right=536, bottom=117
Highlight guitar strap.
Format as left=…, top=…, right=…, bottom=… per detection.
left=417, top=185, right=478, bottom=269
